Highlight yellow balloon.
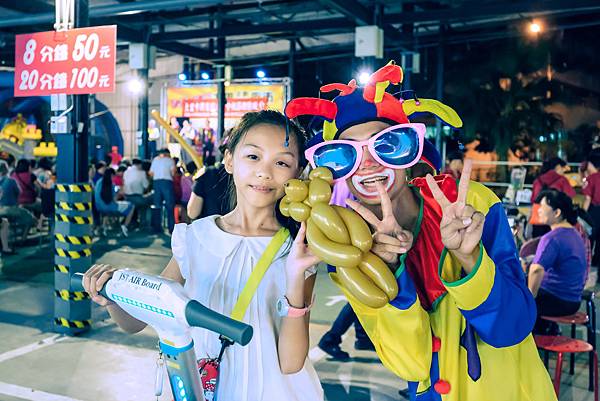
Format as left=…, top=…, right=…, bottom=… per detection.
left=310, top=203, right=351, bottom=244
left=336, top=267, right=388, bottom=308
left=358, top=252, right=398, bottom=300
left=306, top=218, right=361, bottom=268
left=284, top=179, right=308, bottom=202
left=279, top=195, right=291, bottom=217
left=281, top=170, right=401, bottom=309
left=309, top=167, right=334, bottom=184
left=289, top=202, right=311, bottom=222
left=308, top=178, right=332, bottom=205
left=333, top=205, right=373, bottom=252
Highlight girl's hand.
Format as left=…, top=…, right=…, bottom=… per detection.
left=285, top=222, right=320, bottom=280
left=425, top=160, right=485, bottom=270
left=82, top=263, right=118, bottom=306
left=346, top=182, right=413, bottom=266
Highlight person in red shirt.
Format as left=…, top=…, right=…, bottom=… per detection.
left=109, top=146, right=123, bottom=168
left=531, top=157, right=576, bottom=201
left=583, top=152, right=600, bottom=267
left=530, top=157, right=576, bottom=238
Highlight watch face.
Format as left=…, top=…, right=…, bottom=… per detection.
left=276, top=297, right=288, bottom=316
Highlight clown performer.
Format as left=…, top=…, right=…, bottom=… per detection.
left=285, top=62, right=556, bottom=401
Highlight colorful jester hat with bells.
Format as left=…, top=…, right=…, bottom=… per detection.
left=284, top=61, right=463, bottom=173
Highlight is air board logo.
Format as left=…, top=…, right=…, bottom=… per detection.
left=117, top=272, right=162, bottom=291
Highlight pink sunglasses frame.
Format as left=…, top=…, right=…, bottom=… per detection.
left=304, top=122, right=426, bottom=181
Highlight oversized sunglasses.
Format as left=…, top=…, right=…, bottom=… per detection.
left=304, top=123, right=426, bottom=181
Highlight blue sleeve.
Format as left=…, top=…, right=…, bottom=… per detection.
left=458, top=202, right=537, bottom=347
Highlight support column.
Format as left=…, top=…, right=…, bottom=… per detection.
left=216, top=14, right=226, bottom=141
left=435, top=25, right=446, bottom=156
left=289, top=39, right=295, bottom=98
left=54, top=0, right=93, bottom=335
left=138, top=67, right=149, bottom=159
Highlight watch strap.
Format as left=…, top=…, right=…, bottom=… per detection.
left=285, top=295, right=314, bottom=317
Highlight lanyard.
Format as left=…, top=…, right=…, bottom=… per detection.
left=230, top=227, right=289, bottom=321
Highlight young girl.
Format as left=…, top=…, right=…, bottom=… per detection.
left=83, top=110, right=324, bottom=401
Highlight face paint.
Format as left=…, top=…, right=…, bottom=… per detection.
left=350, top=168, right=396, bottom=198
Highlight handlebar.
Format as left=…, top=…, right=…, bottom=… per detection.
left=185, top=300, right=253, bottom=345
left=70, top=273, right=253, bottom=346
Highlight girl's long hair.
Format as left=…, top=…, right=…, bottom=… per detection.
left=100, top=168, right=115, bottom=204
left=226, top=110, right=308, bottom=239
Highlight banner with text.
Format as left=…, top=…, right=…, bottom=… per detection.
left=14, top=25, right=116, bottom=97
left=166, top=83, right=286, bottom=130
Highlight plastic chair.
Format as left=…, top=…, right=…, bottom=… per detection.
left=542, top=290, right=597, bottom=391
left=534, top=335, right=598, bottom=401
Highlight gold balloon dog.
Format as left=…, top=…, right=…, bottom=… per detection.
left=280, top=167, right=398, bottom=308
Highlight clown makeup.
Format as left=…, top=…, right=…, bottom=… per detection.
left=338, top=121, right=411, bottom=205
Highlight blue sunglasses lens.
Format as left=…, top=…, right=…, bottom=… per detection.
left=373, top=127, right=420, bottom=166
left=312, top=143, right=357, bottom=179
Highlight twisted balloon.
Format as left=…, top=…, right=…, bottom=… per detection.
left=281, top=167, right=398, bottom=308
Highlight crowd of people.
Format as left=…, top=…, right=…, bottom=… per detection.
left=89, top=133, right=230, bottom=238
left=0, top=156, right=54, bottom=254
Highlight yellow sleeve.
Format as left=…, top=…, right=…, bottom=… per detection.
left=331, top=271, right=432, bottom=381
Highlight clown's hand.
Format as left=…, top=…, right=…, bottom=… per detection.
left=346, top=182, right=413, bottom=267
left=425, top=160, right=484, bottom=272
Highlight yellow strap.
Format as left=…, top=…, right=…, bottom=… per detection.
left=230, top=228, right=290, bottom=321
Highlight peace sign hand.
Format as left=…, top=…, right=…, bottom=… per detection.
left=346, top=182, right=413, bottom=266
left=425, top=159, right=484, bottom=271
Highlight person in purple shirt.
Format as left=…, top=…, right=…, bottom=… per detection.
left=529, top=189, right=587, bottom=334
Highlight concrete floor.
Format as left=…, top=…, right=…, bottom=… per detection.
left=0, top=230, right=596, bottom=401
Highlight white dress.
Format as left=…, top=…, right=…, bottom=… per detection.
left=171, top=216, right=324, bottom=401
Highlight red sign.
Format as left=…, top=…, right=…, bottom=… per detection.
left=182, top=97, right=269, bottom=118
left=14, top=25, right=116, bottom=97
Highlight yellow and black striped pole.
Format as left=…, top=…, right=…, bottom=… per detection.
left=54, top=183, right=93, bottom=334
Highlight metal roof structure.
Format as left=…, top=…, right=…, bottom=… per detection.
left=0, top=0, right=599, bottom=69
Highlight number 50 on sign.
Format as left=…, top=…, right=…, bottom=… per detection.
left=14, top=25, right=116, bottom=97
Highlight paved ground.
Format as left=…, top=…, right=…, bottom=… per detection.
left=0, top=229, right=597, bottom=401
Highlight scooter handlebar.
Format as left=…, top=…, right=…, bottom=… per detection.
left=185, top=300, right=253, bottom=346
left=70, top=273, right=253, bottom=346
left=71, top=273, right=108, bottom=298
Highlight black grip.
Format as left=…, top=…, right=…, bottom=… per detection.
left=70, top=272, right=109, bottom=298
left=185, top=300, right=253, bottom=346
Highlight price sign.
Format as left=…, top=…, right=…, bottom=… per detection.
left=14, top=25, right=116, bottom=97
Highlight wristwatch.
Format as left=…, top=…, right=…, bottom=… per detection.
left=276, top=296, right=312, bottom=318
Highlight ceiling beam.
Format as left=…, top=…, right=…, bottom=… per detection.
left=383, top=0, right=600, bottom=24
left=0, top=0, right=53, bottom=13
left=0, top=0, right=225, bottom=29
left=150, top=18, right=354, bottom=42
left=318, top=0, right=372, bottom=26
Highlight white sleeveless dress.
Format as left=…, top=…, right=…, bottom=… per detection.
left=171, top=216, right=324, bottom=401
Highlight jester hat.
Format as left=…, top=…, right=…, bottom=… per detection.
left=285, top=61, right=463, bottom=171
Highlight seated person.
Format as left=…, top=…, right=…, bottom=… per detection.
left=0, top=160, right=35, bottom=241
left=94, top=168, right=135, bottom=237
left=528, top=189, right=587, bottom=334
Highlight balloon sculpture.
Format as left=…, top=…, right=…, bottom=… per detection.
left=280, top=167, right=398, bottom=308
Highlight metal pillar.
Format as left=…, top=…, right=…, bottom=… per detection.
left=435, top=25, right=446, bottom=155
left=138, top=67, right=149, bottom=159
left=216, top=14, right=226, bottom=141
left=54, top=0, right=93, bottom=335
left=289, top=39, right=295, bottom=98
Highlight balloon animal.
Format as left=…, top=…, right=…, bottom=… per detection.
left=280, top=167, right=398, bottom=308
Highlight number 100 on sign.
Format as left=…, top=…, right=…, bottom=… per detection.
left=14, top=25, right=116, bottom=97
